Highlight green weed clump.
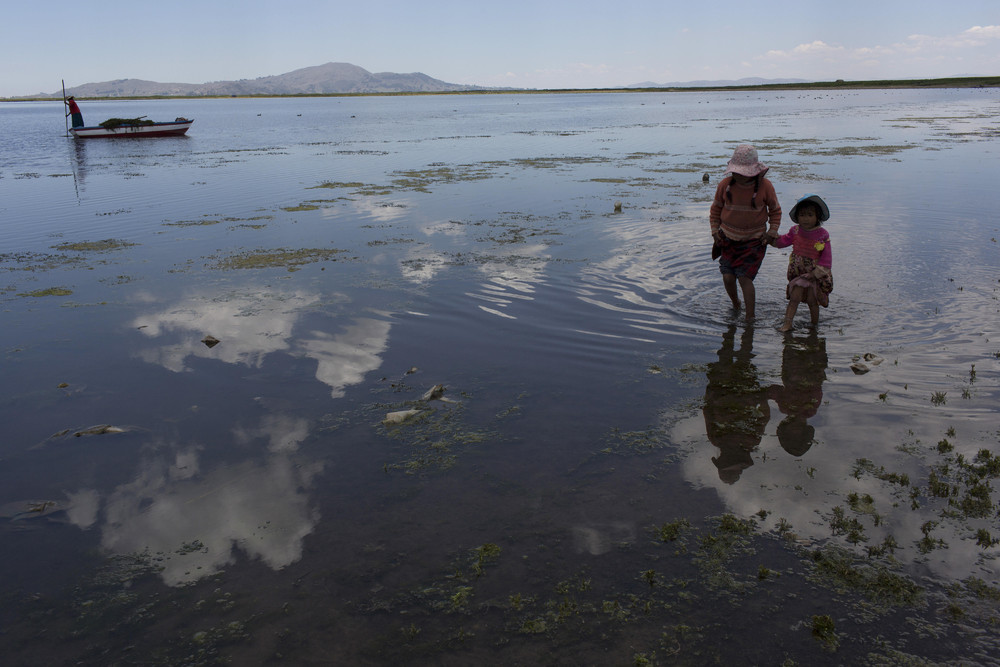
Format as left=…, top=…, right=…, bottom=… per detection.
left=658, top=518, right=691, bottom=543
left=18, top=287, right=73, bottom=297
left=52, top=239, right=138, bottom=252
left=811, top=614, right=839, bottom=651
left=211, top=247, right=346, bottom=271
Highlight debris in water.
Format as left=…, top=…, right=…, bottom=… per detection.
left=420, top=384, right=446, bottom=401
left=383, top=409, right=423, bottom=425
left=851, top=353, right=883, bottom=375
left=74, top=424, right=127, bottom=437
left=0, top=499, right=65, bottom=521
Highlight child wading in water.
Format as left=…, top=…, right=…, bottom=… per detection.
left=771, top=194, right=833, bottom=331
left=709, top=145, right=782, bottom=321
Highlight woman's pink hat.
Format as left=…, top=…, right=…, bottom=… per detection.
left=725, top=144, right=769, bottom=177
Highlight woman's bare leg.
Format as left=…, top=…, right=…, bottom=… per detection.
left=738, top=276, right=756, bottom=321
left=723, top=273, right=740, bottom=310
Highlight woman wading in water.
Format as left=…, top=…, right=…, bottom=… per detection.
left=709, top=145, right=782, bottom=321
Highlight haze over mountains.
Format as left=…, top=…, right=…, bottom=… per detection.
left=36, top=62, right=811, bottom=98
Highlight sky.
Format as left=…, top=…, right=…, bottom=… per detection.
left=2, top=0, right=998, bottom=97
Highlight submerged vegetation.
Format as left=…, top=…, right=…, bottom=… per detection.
left=209, top=247, right=348, bottom=271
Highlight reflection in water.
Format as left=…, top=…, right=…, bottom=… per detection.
left=298, top=319, right=391, bottom=398
left=768, top=332, right=828, bottom=457
left=578, top=212, right=743, bottom=339
left=702, top=325, right=770, bottom=483
left=470, top=248, right=550, bottom=320
left=107, top=455, right=317, bottom=586
left=678, top=324, right=1000, bottom=583
left=66, top=413, right=322, bottom=587
left=133, top=290, right=321, bottom=371
left=701, top=327, right=829, bottom=484
left=133, top=288, right=391, bottom=398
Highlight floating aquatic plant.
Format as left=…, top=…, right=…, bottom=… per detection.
left=211, top=247, right=347, bottom=271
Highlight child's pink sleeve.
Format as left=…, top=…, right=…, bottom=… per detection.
left=818, top=236, right=832, bottom=267
left=773, top=227, right=796, bottom=248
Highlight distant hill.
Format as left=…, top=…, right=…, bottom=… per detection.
left=627, top=77, right=812, bottom=89
left=44, top=63, right=483, bottom=98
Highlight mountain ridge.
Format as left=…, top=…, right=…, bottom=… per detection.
left=33, top=64, right=821, bottom=98
left=43, top=62, right=484, bottom=98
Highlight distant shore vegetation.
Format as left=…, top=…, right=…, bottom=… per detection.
left=4, top=76, right=999, bottom=102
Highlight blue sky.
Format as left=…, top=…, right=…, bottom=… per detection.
left=3, top=0, right=998, bottom=96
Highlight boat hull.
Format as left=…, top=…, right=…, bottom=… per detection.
left=70, top=120, right=193, bottom=138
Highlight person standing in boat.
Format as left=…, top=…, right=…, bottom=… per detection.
left=65, top=96, right=84, bottom=128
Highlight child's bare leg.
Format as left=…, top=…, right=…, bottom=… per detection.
left=806, top=292, right=820, bottom=327
left=780, top=302, right=797, bottom=332
left=722, top=273, right=740, bottom=310
left=738, top=276, right=756, bottom=321
left=780, top=286, right=803, bottom=332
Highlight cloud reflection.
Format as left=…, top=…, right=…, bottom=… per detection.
left=94, top=447, right=321, bottom=586
left=134, top=290, right=321, bottom=372
left=133, top=288, right=392, bottom=399
left=298, top=319, right=391, bottom=398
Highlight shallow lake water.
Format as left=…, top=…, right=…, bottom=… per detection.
left=1, top=89, right=999, bottom=664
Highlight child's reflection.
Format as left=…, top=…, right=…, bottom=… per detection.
left=703, top=325, right=770, bottom=484
left=768, top=332, right=828, bottom=457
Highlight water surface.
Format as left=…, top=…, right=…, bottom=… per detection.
left=1, top=89, right=999, bottom=664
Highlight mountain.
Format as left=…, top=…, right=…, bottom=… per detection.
left=48, top=63, right=482, bottom=98
left=628, top=77, right=812, bottom=88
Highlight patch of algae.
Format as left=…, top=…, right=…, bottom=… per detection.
left=51, top=239, right=138, bottom=252
left=18, top=287, right=73, bottom=297
left=210, top=248, right=348, bottom=271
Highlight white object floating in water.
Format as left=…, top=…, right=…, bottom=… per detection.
left=74, top=424, right=127, bottom=437
left=420, top=384, right=446, bottom=401
left=383, top=409, right=423, bottom=425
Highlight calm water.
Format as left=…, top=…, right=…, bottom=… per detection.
left=1, top=90, right=999, bottom=664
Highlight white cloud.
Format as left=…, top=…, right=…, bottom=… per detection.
left=757, top=24, right=1000, bottom=78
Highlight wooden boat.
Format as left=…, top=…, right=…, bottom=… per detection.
left=70, top=117, right=193, bottom=139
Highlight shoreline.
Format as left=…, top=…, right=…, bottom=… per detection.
left=4, top=75, right=999, bottom=103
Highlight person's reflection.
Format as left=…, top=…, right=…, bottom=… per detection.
left=69, top=139, right=87, bottom=192
left=703, top=325, right=770, bottom=484
left=768, top=332, right=828, bottom=457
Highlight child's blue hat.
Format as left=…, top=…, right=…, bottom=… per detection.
left=789, top=194, right=830, bottom=223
